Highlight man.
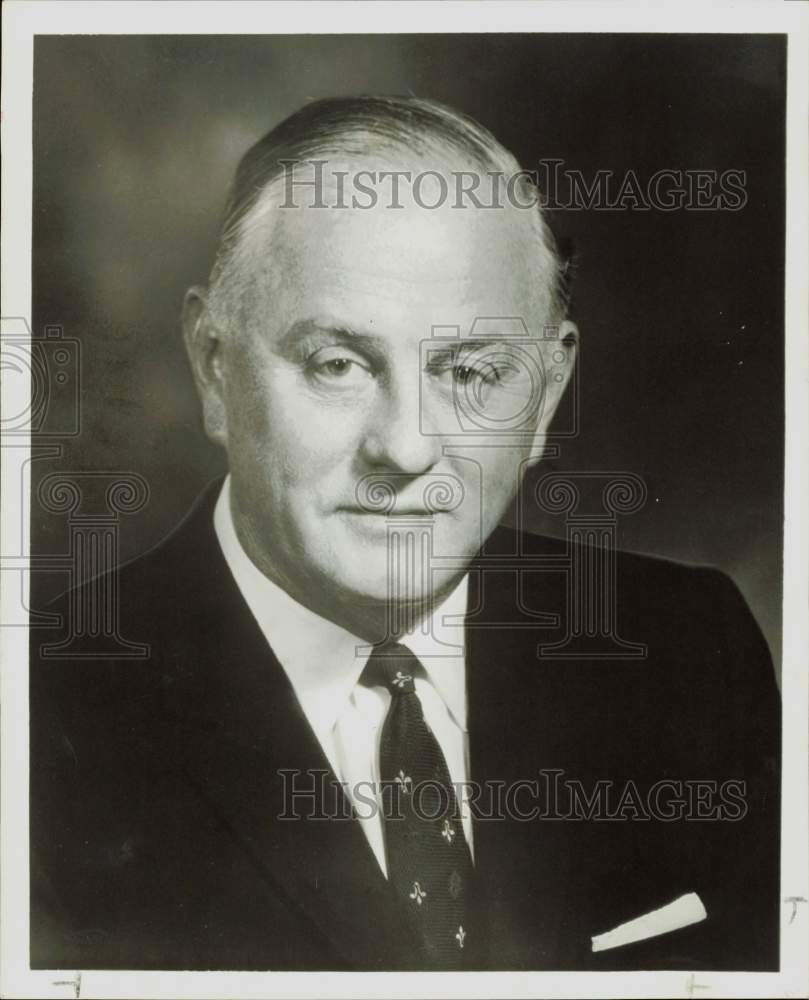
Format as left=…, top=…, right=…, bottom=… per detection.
left=30, top=97, right=780, bottom=971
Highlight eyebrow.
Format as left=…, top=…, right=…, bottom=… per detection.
left=279, top=317, right=530, bottom=354
left=426, top=339, right=528, bottom=353
left=277, top=318, right=376, bottom=352
left=277, top=319, right=421, bottom=375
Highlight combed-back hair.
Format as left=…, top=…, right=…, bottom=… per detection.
left=208, top=95, right=572, bottom=326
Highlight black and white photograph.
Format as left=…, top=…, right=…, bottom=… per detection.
left=1, top=3, right=807, bottom=998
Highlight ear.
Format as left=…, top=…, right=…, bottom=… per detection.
left=526, top=319, right=579, bottom=466
left=182, top=286, right=229, bottom=447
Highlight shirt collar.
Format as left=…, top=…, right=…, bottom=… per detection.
left=213, top=476, right=468, bottom=745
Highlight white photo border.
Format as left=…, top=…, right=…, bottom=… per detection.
left=2, top=3, right=807, bottom=998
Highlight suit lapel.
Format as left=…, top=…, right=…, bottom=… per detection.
left=157, top=488, right=418, bottom=969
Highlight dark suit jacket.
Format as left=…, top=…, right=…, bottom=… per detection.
left=30, top=483, right=780, bottom=971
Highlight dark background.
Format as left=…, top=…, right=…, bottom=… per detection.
left=31, top=34, right=785, bottom=672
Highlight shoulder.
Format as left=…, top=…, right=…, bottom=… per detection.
left=29, top=482, right=235, bottom=776
left=482, top=523, right=778, bottom=721
left=32, top=479, right=226, bottom=656
left=488, top=521, right=766, bottom=634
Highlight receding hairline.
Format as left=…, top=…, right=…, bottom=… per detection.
left=207, top=95, right=571, bottom=327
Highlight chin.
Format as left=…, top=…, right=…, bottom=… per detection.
left=333, top=564, right=463, bottom=611
left=329, top=567, right=408, bottom=605
left=308, top=522, right=475, bottom=608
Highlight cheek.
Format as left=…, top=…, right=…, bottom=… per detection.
left=225, top=367, right=364, bottom=488
left=458, top=447, right=525, bottom=509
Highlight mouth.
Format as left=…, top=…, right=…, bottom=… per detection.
left=338, top=507, right=439, bottom=518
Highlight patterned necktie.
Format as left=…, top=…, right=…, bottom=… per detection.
left=361, top=642, right=474, bottom=969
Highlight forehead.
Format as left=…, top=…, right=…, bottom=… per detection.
left=238, top=165, right=550, bottom=336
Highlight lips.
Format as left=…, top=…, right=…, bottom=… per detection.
left=352, top=474, right=465, bottom=517
left=339, top=507, right=437, bottom=517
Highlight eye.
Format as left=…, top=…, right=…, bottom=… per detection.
left=306, top=348, right=374, bottom=387
left=322, top=358, right=355, bottom=376
left=453, top=362, right=501, bottom=386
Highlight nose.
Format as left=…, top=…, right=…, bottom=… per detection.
left=360, top=374, right=442, bottom=475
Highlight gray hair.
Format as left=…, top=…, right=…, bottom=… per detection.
left=207, top=95, right=572, bottom=329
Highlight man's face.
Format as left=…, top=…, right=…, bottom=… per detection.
left=192, top=166, right=574, bottom=629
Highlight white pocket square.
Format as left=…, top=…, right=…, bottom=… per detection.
left=591, top=892, right=707, bottom=953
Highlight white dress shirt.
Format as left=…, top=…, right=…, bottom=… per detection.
left=213, top=477, right=473, bottom=876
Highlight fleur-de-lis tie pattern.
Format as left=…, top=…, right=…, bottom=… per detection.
left=362, top=643, right=474, bottom=969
